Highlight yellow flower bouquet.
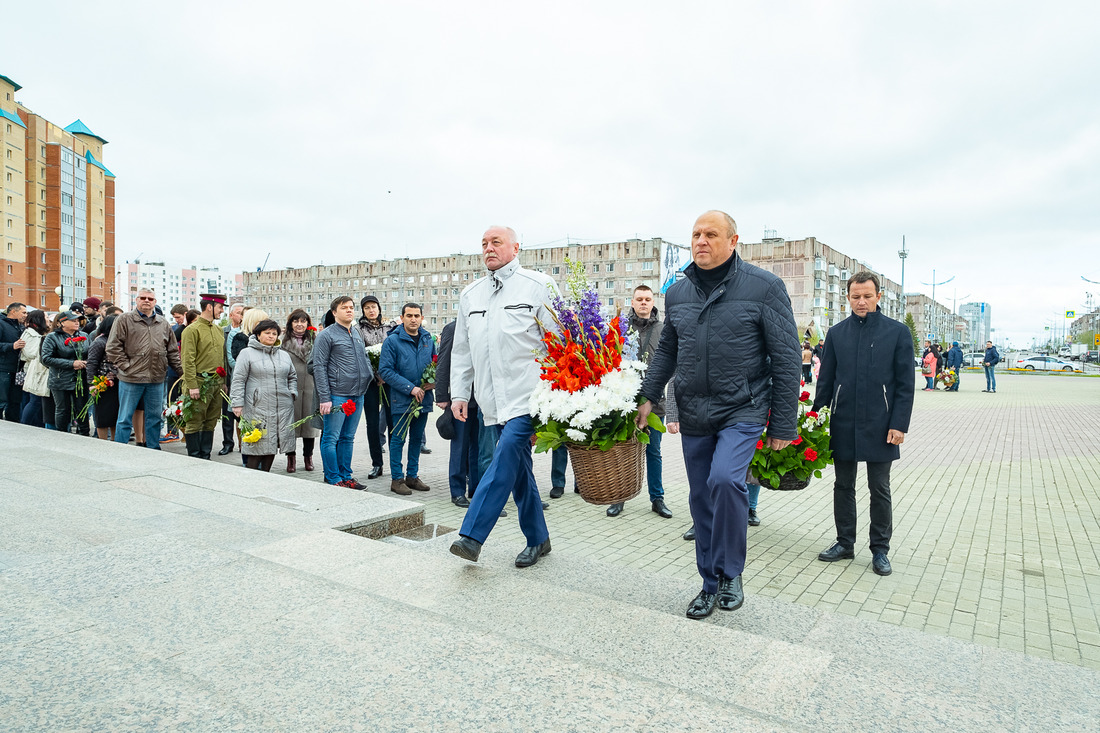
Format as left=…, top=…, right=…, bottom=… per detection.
left=239, top=416, right=266, bottom=444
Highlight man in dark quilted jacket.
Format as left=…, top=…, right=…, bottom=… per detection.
left=638, top=210, right=801, bottom=620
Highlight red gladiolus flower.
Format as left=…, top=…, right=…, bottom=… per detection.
left=800, top=391, right=810, bottom=401
left=803, top=448, right=818, bottom=461
left=341, top=399, right=356, bottom=416
left=215, top=367, right=227, bottom=378
left=807, top=411, right=819, bottom=419
left=756, top=440, right=764, bottom=450
left=792, top=436, right=803, bottom=445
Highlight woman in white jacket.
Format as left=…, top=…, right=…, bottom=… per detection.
left=18, top=310, right=51, bottom=426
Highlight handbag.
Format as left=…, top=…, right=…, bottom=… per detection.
left=14, top=367, right=25, bottom=386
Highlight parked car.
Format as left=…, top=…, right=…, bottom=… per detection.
left=963, top=352, right=986, bottom=367
left=1014, top=356, right=1081, bottom=372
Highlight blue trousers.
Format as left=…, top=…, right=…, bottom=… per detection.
left=321, top=395, right=362, bottom=484
left=460, top=415, right=548, bottom=547
left=448, top=409, right=481, bottom=499
left=389, top=410, right=428, bottom=480
left=476, top=408, right=500, bottom=483
left=681, top=422, right=763, bottom=593
left=551, top=446, right=571, bottom=490
left=984, top=365, right=996, bottom=391
left=748, top=482, right=760, bottom=510
left=115, top=381, right=165, bottom=449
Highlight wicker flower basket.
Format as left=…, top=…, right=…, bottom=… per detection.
left=567, top=440, right=645, bottom=505
left=752, top=471, right=812, bottom=491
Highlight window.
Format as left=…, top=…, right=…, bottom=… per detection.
left=552, top=266, right=560, bottom=275
left=607, top=264, right=614, bottom=272
left=41, top=145, right=46, bottom=158
left=626, top=263, right=633, bottom=272
left=592, top=264, right=599, bottom=273
left=5, top=265, right=10, bottom=274
left=642, top=262, right=654, bottom=271
left=605, top=280, right=614, bottom=290
left=607, top=298, right=614, bottom=306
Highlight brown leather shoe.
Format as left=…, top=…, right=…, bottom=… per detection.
left=405, top=476, right=430, bottom=492
left=390, top=479, right=412, bottom=496
left=286, top=453, right=296, bottom=473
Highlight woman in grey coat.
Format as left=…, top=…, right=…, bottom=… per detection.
left=230, top=320, right=298, bottom=472
left=280, top=309, right=320, bottom=473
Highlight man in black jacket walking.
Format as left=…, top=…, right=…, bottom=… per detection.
left=812, top=272, right=915, bottom=576
left=638, top=211, right=801, bottom=619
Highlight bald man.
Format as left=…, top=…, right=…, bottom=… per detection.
left=638, top=210, right=801, bottom=619
left=448, top=226, right=561, bottom=568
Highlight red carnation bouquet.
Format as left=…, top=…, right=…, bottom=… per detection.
left=750, top=381, right=833, bottom=490
left=65, top=335, right=88, bottom=396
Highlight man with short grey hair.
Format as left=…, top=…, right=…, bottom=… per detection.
left=0, top=302, right=27, bottom=422
left=107, top=289, right=182, bottom=449
left=638, top=210, right=801, bottom=619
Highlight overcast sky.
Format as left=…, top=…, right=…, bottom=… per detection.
left=5, top=1, right=1098, bottom=346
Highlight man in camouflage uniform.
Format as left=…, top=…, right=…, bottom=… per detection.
left=180, top=293, right=227, bottom=459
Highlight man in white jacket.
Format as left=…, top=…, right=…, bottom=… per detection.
left=448, top=225, right=560, bottom=568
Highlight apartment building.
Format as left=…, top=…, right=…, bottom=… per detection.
left=116, top=261, right=244, bottom=311
left=1, top=73, right=115, bottom=310
left=242, top=238, right=665, bottom=327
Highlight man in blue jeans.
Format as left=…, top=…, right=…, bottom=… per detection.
left=982, top=340, right=1000, bottom=393
left=106, top=288, right=182, bottom=449
left=379, top=303, right=436, bottom=496
left=313, top=296, right=373, bottom=489
left=448, top=225, right=559, bottom=567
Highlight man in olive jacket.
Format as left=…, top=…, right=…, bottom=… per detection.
left=107, top=288, right=182, bottom=449
left=812, top=272, right=914, bottom=577
left=638, top=210, right=801, bottom=620
left=179, top=293, right=227, bottom=459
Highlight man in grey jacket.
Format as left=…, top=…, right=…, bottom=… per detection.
left=448, top=225, right=560, bottom=568
left=313, top=296, right=374, bottom=489
left=638, top=210, right=801, bottom=620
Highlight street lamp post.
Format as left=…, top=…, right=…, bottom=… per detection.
left=921, top=270, right=954, bottom=344
left=53, top=285, right=64, bottom=310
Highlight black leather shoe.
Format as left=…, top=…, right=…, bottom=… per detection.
left=367, top=466, right=383, bottom=480
left=549, top=486, right=564, bottom=499
left=872, top=553, right=893, bottom=576
left=218, top=445, right=233, bottom=456
left=606, top=502, right=624, bottom=517
left=452, top=495, right=470, bottom=508
left=717, top=575, right=744, bottom=611
left=683, top=525, right=696, bottom=541
left=541, top=501, right=549, bottom=510
left=420, top=447, right=432, bottom=454
left=515, top=539, right=551, bottom=568
left=818, top=543, right=855, bottom=562
left=651, top=499, right=672, bottom=518
left=449, top=536, right=482, bottom=562
left=748, top=508, right=760, bottom=526
left=686, top=590, right=717, bottom=619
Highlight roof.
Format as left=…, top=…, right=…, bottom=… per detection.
left=0, top=108, right=25, bottom=129
left=0, top=74, right=21, bottom=92
left=64, top=119, right=108, bottom=145
left=85, top=150, right=115, bottom=178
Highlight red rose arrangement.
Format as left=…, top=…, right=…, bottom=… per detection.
left=341, top=399, right=357, bottom=416
left=749, top=384, right=833, bottom=490
left=65, top=335, right=88, bottom=395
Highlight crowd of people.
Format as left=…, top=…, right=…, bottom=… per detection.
left=1, top=210, right=925, bottom=621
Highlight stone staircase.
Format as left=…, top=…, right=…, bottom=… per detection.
left=2, top=422, right=1098, bottom=731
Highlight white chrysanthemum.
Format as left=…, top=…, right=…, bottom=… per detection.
left=565, top=429, right=587, bottom=442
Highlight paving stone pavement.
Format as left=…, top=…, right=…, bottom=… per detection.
left=166, top=370, right=1100, bottom=670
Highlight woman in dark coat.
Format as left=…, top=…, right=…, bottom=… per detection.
left=281, top=309, right=320, bottom=473
left=39, top=312, right=90, bottom=434
left=84, top=314, right=120, bottom=440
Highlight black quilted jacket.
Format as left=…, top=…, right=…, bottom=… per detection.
left=640, top=251, right=802, bottom=439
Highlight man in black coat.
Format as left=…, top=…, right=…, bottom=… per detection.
left=638, top=210, right=801, bottom=620
left=812, top=272, right=915, bottom=576
left=0, top=302, right=27, bottom=422
left=435, top=319, right=479, bottom=508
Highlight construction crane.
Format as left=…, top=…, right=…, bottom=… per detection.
left=257, top=253, right=270, bottom=272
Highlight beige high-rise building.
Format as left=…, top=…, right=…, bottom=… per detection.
left=1, top=73, right=115, bottom=311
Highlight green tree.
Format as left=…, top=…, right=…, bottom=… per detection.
left=904, top=313, right=919, bottom=356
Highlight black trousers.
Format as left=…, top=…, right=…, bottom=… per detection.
left=0, top=371, right=23, bottom=421
left=51, top=387, right=89, bottom=435
left=364, top=384, right=385, bottom=468
left=801, top=364, right=813, bottom=383
left=832, top=459, right=893, bottom=555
